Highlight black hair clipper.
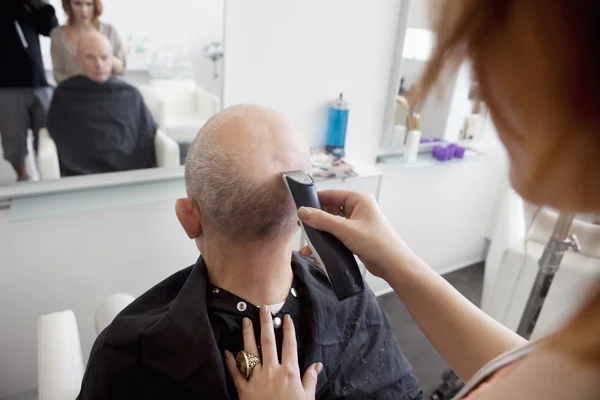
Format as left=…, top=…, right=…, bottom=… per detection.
left=282, top=171, right=364, bottom=300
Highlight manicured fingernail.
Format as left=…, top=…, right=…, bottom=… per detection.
left=298, top=207, right=311, bottom=220
left=284, top=314, right=292, bottom=324
left=243, top=317, right=250, bottom=327
left=260, top=305, right=268, bottom=315
left=315, top=363, right=323, bottom=373
left=224, top=350, right=231, bottom=359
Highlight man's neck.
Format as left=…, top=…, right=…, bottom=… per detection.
left=202, top=237, right=295, bottom=307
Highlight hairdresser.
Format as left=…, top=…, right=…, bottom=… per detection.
left=50, top=0, right=125, bottom=84
left=225, top=2, right=600, bottom=399
left=0, top=0, right=58, bottom=181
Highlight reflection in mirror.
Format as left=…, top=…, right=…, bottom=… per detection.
left=387, top=11, right=488, bottom=152
left=0, top=0, right=224, bottom=186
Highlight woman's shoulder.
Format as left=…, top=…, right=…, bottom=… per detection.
left=98, top=21, right=118, bottom=36
left=50, top=25, right=67, bottom=40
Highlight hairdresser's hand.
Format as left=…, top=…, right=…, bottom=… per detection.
left=225, top=306, right=323, bottom=400
left=298, top=190, right=419, bottom=280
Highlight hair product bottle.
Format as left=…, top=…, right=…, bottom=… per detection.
left=404, top=112, right=422, bottom=163
left=326, top=93, right=350, bottom=157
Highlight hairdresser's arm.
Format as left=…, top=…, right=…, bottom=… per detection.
left=297, top=190, right=526, bottom=382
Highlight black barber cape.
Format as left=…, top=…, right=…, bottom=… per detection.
left=78, top=253, right=422, bottom=400
left=47, top=76, right=157, bottom=175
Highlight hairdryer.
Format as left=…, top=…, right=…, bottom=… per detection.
left=282, top=170, right=364, bottom=300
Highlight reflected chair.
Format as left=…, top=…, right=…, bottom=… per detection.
left=37, top=293, right=135, bottom=400
left=138, top=79, right=220, bottom=143
left=483, top=190, right=600, bottom=339
left=36, top=128, right=180, bottom=180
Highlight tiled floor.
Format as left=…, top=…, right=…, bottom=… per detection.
left=378, top=262, right=484, bottom=398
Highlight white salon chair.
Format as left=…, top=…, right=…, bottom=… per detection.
left=37, top=293, right=135, bottom=400
left=37, top=128, right=180, bottom=180
left=139, top=79, right=220, bottom=143
left=483, top=191, right=600, bottom=339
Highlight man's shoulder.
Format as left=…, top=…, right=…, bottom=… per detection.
left=55, top=75, right=101, bottom=94
left=56, top=75, right=86, bottom=89
left=100, top=265, right=196, bottom=345
left=107, top=77, right=143, bottom=96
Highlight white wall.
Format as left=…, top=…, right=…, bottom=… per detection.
left=379, top=153, right=507, bottom=274
left=223, top=0, right=401, bottom=163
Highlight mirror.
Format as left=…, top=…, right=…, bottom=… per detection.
left=382, top=0, right=487, bottom=151
left=0, top=0, right=224, bottom=186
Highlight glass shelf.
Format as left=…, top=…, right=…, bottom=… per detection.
left=376, top=149, right=485, bottom=168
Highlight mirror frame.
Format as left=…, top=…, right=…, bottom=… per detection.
left=0, top=0, right=227, bottom=203
left=380, top=0, right=413, bottom=150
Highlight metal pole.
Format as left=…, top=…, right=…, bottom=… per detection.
left=430, top=212, right=582, bottom=400
left=516, top=213, right=581, bottom=339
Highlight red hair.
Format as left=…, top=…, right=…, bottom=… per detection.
left=62, top=0, right=103, bottom=27
left=416, top=0, right=600, bottom=366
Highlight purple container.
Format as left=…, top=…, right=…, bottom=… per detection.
left=454, top=145, right=466, bottom=159
left=432, top=138, right=443, bottom=142
left=432, top=146, right=445, bottom=161
left=420, top=138, right=431, bottom=143
left=446, top=146, right=456, bottom=159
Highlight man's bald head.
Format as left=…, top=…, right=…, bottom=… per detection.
left=77, top=31, right=113, bottom=83
left=185, top=104, right=311, bottom=242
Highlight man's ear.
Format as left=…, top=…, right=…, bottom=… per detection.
left=175, top=198, right=203, bottom=239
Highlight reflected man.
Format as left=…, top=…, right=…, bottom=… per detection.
left=47, top=31, right=156, bottom=176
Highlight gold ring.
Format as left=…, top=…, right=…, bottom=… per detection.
left=236, top=350, right=261, bottom=379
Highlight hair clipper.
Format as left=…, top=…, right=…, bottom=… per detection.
left=282, top=171, right=365, bottom=300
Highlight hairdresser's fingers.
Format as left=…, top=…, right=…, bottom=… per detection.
left=322, top=204, right=344, bottom=216
left=259, top=305, right=278, bottom=366
left=242, top=317, right=260, bottom=356
left=224, top=350, right=247, bottom=390
left=298, top=207, right=354, bottom=241
left=281, top=315, right=299, bottom=370
left=317, top=190, right=360, bottom=215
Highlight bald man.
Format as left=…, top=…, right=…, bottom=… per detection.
left=78, top=105, right=422, bottom=400
left=46, top=31, right=156, bottom=175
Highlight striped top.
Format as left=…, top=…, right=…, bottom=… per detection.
left=452, top=341, right=536, bottom=399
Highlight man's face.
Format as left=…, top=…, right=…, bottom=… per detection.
left=79, top=39, right=113, bottom=84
